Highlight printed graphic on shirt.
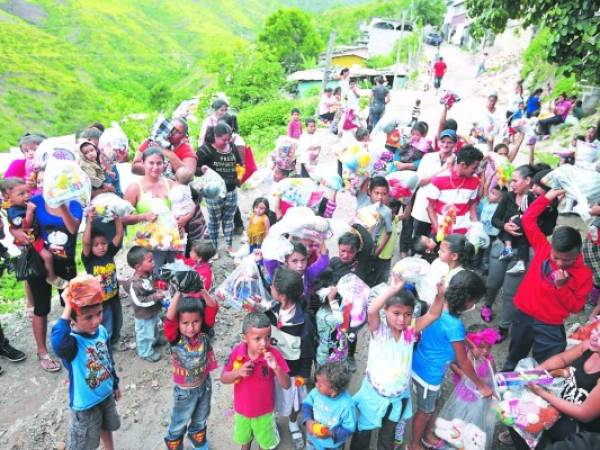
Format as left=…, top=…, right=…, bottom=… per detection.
left=85, top=341, right=112, bottom=389
left=92, top=262, right=118, bottom=300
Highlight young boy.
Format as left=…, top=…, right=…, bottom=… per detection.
left=298, top=118, right=322, bottom=177
left=222, top=312, right=290, bottom=450
left=410, top=99, right=421, bottom=126
left=288, top=108, right=302, bottom=140
left=183, top=239, right=216, bottom=291
left=125, top=246, right=165, bottom=362
left=163, top=291, right=218, bottom=450
left=82, top=209, right=124, bottom=343
left=51, top=275, right=121, bottom=450
left=504, top=189, right=593, bottom=370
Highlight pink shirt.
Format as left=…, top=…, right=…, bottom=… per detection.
left=4, top=159, right=26, bottom=179
left=287, top=119, right=302, bottom=139
left=223, top=342, right=289, bottom=418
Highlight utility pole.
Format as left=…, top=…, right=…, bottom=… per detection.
left=393, top=11, right=406, bottom=89
left=322, top=30, right=337, bottom=92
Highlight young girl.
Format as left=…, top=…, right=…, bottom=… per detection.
left=169, top=166, right=196, bottom=237
left=246, top=197, right=270, bottom=253
left=409, top=270, right=493, bottom=450
left=350, top=274, right=446, bottom=450
left=183, top=239, right=216, bottom=291
left=328, top=227, right=373, bottom=285
left=266, top=267, right=315, bottom=450
left=312, top=270, right=345, bottom=367
left=432, top=233, right=475, bottom=285
left=79, top=141, right=109, bottom=196
left=163, top=293, right=218, bottom=450
left=302, top=361, right=356, bottom=450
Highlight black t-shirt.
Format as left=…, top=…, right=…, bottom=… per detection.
left=82, top=243, right=119, bottom=301
left=197, top=144, right=240, bottom=191
left=371, top=85, right=389, bottom=113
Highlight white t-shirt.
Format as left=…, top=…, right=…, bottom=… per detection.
left=169, top=184, right=195, bottom=217
left=411, top=152, right=444, bottom=223
left=318, top=94, right=335, bottom=116
left=297, top=132, right=321, bottom=164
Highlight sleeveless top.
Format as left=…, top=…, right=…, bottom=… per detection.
left=246, top=213, right=269, bottom=245
left=561, top=350, right=600, bottom=432
left=129, top=179, right=173, bottom=248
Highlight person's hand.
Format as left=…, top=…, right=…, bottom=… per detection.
left=327, top=287, right=338, bottom=302
left=389, top=273, right=405, bottom=292
left=264, top=351, right=278, bottom=370
left=527, top=383, right=545, bottom=397
left=176, top=215, right=187, bottom=228
left=503, top=222, right=521, bottom=236
left=545, top=189, right=566, bottom=202
left=591, top=205, right=600, bottom=217
left=114, top=388, right=122, bottom=401
left=12, top=229, right=33, bottom=244
left=143, top=212, right=157, bottom=222
left=477, top=384, right=493, bottom=398
left=435, top=278, right=446, bottom=298
left=201, top=165, right=209, bottom=174
left=553, top=269, right=570, bottom=288
left=85, top=206, right=96, bottom=219
left=305, top=419, right=315, bottom=436
left=237, top=360, right=254, bottom=378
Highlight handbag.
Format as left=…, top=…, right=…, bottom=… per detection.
left=15, top=246, right=47, bottom=281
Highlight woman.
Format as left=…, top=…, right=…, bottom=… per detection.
left=123, top=147, right=176, bottom=270
left=538, top=93, right=573, bottom=136
left=509, top=324, right=600, bottom=449
left=480, top=165, right=557, bottom=334
left=14, top=174, right=82, bottom=372
left=222, top=113, right=249, bottom=234
left=197, top=123, right=239, bottom=257
left=198, top=98, right=229, bottom=147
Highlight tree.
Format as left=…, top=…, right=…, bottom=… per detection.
left=465, top=0, right=600, bottom=84
left=258, top=8, right=324, bottom=73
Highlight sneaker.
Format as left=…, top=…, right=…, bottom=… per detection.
left=0, top=341, right=26, bottom=362
left=506, top=260, right=525, bottom=274
left=498, top=247, right=514, bottom=261
left=47, top=276, right=68, bottom=290
left=142, top=352, right=161, bottom=363
left=347, top=356, right=357, bottom=373
left=480, top=305, right=493, bottom=323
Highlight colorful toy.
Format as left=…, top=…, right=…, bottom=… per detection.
left=440, top=91, right=461, bottom=109
left=215, top=255, right=273, bottom=310
left=337, top=274, right=370, bottom=328
left=436, top=205, right=457, bottom=242
left=386, top=171, right=419, bottom=200
left=43, top=158, right=91, bottom=207
left=495, top=369, right=554, bottom=390
left=133, top=211, right=183, bottom=252
left=568, top=319, right=600, bottom=342
left=434, top=418, right=487, bottom=450
left=235, top=164, right=246, bottom=183
left=232, top=356, right=245, bottom=384
left=91, top=193, right=135, bottom=223
left=312, top=423, right=330, bottom=438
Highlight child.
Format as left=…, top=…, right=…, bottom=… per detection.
left=329, top=227, right=373, bottom=285
left=288, top=108, right=303, bottom=139
left=409, top=270, right=493, bottom=450
left=410, top=99, right=422, bottom=127
left=79, top=141, right=109, bottom=194
left=169, top=166, right=196, bottom=237
left=163, top=292, right=218, bottom=450
left=51, top=275, right=121, bottom=450
left=302, top=361, right=356, bottom=450
left=247, top=197, right=270, bottom=253
left=266, top=267, right=315, bottom=450
left=221, top=312, right=291, bottom=450
left=350, top=274, right=445, bottom=450
left=298, top=118, right=321, bottom=177
left=313, top=270, right=345, bottom=367
left=184, top=239, right=216, bottom=291
left=450, top=324, right=499, bottom=391
left=2, top=177, right=67, bottom=289
left=412, top=235, right=438, bottom=265
left=82, top=208, right=124, bottom=342
left=433, top=233, right=475, bottom=285
left=125, top=246, right=165, bottom=362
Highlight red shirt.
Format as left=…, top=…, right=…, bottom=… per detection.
left=433, top=60, right=447, bottom=78
left=514, top=196, right=592, bottom=325
left=182, top=258, right=213, bottom=291
left=223, top=342, right=289, bottom=418
left=138, top=139, right=196, bottom=166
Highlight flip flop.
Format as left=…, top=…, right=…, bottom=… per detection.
left=38, top=354, right=61, bottom=372
left=421, top=437, right=445, bottom=449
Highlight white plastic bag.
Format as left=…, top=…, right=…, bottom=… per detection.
left=132, top=210, right=183, bottom=252
left=392, top=256, right=437, bottom=305
left=98, top=122, right=129, bottom=163
left=43, top=158, right=91, bottom=207
left=91, top=193, right=134, bottom=222
left=542, top=165, right=600, bottom=220
left=337, top=274, right=370, bottom=328
left=215, top=255, right=273, bottom=311
left=386, top=171, right=419, bottom=200
left=199, top=167, right=226, bottom=199
left=466, top=222, right=490, bottom=250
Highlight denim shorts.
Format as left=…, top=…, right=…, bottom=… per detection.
left=412, top=378, right=441, bottom=414
left=69, top=395, right=120, bottom=450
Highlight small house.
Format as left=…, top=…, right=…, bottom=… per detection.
left=320, top=46, right=369, bottom=69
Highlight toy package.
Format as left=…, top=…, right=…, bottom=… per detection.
left=43, top=158, right=91, bottom=208
left=392, top=256, right=436, bottom=305
left=262, top=207, right=331, bottom=252
left=355, top=203, right=381, bottom=234
left=310, top=167, right=343, bottom=192
left=336, top=273, right=370, bottom=328
left=158, top=260, right=204, bottom=294
left=91, top=193, right=135, bottom=223
left=542, top=165, right=600, bottom=220
left=215, top=255, right=273, bottom=311
left=488, top=152, right=514, bottom=188
left=436, top=205, right=457, bottom=242
left=61, top=275, right=104, bottom=311
left=495, top=369, right=553, bottom=389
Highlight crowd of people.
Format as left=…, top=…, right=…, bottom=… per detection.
left=0, top=61, right=599, bottom=450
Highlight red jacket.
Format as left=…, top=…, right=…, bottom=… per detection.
left=514, top=196, right=592, bottom=325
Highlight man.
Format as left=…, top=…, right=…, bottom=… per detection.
left=432, top=56, right=447, bottom=91
left=132, top=117, right=197, bottom=177
left=504, top=189, right=592, bottom=370
left=427, top=145, right=483, bottom=236
left=368, top=76, right=390, bottom=131
left=482, top=93, right=501, bottom=150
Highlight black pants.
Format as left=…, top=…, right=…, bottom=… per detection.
left=504, top=309, right=566, bottom=370
left=234, top=207, right=243, bottom=229
left=371, top=258, right=391, bottom=286
left=538, top=115, right=564, bottom=135
left=399, top=216, right=414, bottom=253
left=413, top=219, right=432, bottom=238
left=350, top=401, right=407, bottom=450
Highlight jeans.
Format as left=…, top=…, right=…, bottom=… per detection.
left=102, top=296, right=122, bottom=345
left=134, top=315, right=159, bottom=358
left=369, top=109, right=384, bottom=132
left=165, top=379, right=212, bottom=449
left=350, top=402, right=404, bottom=450
left=503, top=309, right=566, bottom=371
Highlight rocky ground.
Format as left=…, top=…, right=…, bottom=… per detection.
left=0, top=39, right=592, bottom=450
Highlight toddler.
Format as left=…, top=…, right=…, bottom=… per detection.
left=183, top=239, right=216, bottom=291
left=288, top=108, right=303, bottom=139
left=79, top=141, right=109, bottom=193
left=163, top=292, right=218, bottom=450
left=412, top=235, right=438, bottom=265
left=450, top=324, right=499, bottom=390
left=246, top=197, right=270, bottom=253
left=2, top=177, right=67, bottom=289
left=302, top=361, right=356, bottom=450
left=221, top=312, right=290, bottom=450
left=125, top=246, right=165, bottom=362
left=51, top=275, right=121, bottom=450
left=169, top=166, right=196, bottom=236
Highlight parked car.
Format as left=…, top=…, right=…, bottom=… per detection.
left=424, top=30, right=443, bottom=46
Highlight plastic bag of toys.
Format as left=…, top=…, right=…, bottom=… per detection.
left=386, top=171, right=419, bottom=200
left=310, top=167, right=344, bottom=192
left=488, top=152, right=514, bottom=188
left=98, top=121, right=129, bottom=163
left=542, top=165, right=600, bottom=220
left=272, top=177, right=324, bottom=208
left=158, top=260, right=204, bottom=294
left=336, top=273, right=370, bottom=328
left=133, top=209, right=183, bottom=252
left=199, top=167, right=227, bottom=200
left=215, top=255, right=273, bottom=311
left=43, top=158, right=91, bottom=207
left=91, top=193, right=135, bottom=223
left=466, top=222, right=490, bottom=251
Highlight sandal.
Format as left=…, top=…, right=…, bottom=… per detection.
left=24, top=306, right=34, bottom=321
left=498, top=430, right=512, bottom=445
left=421, top=437, right=445, bottom=449
left=38, top=353, right=61, bottom=372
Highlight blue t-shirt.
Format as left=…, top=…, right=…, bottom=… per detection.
left=526, top=96, right=541, bottom=116
left=412, top=311, right=465, bottom=385
left=302, top=388, right=356, bottom=449
left=30, top=194, right=83, bottom=259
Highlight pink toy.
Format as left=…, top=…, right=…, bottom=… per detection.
left=495, top=369, right=553, bottom=389
left=336, top=274, right=369, bottom=328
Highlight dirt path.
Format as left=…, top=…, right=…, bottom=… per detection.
left=0, top=43, right=588, bottom=450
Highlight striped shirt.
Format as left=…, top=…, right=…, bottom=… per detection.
left=427, top=170, right=480, bottom=234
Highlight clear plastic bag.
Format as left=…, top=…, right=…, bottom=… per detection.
left=542, top=165, right=600, bottom=220
left=198, top=167, right=227, bottom=199
left=91, top=193, right=135, bottom=223
left=43, top=158, right=91, bottom=207
left=132, top=209, right=183, bottom=251
left=392, top=256, right=437, bottom=305
left=272, top=177, right=323, bottom=208
left=215, top=255, right=273, bottom=311
left=310, top=167, right=343, bottom=192
left=262, top=207, right=331, bottom=249
left=336, top=274, right=370, bottom=328
left=466, top=222, right=490, bottom=250
left=386, top=171, right=419, bottom=200
left=355, top=203, right=381, bottom=234
left=98, top=121, right=129, bottom=164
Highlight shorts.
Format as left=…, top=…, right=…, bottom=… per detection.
left=69, top=395, right=120, bottom=450
left=29, top=257, right=77, bottom=316
left=234, top=412, right=279, bottom=449
left=275, top=376, right=308, bottom=416
left=412, top=377, right=441, bottom=413
left=353, top=378, right=411, bottom=431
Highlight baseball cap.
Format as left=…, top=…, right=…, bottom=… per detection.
left=439, top=129, right=458, bottom=142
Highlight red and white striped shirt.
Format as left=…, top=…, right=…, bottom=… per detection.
left=427, top=169, right=480, bottom=234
